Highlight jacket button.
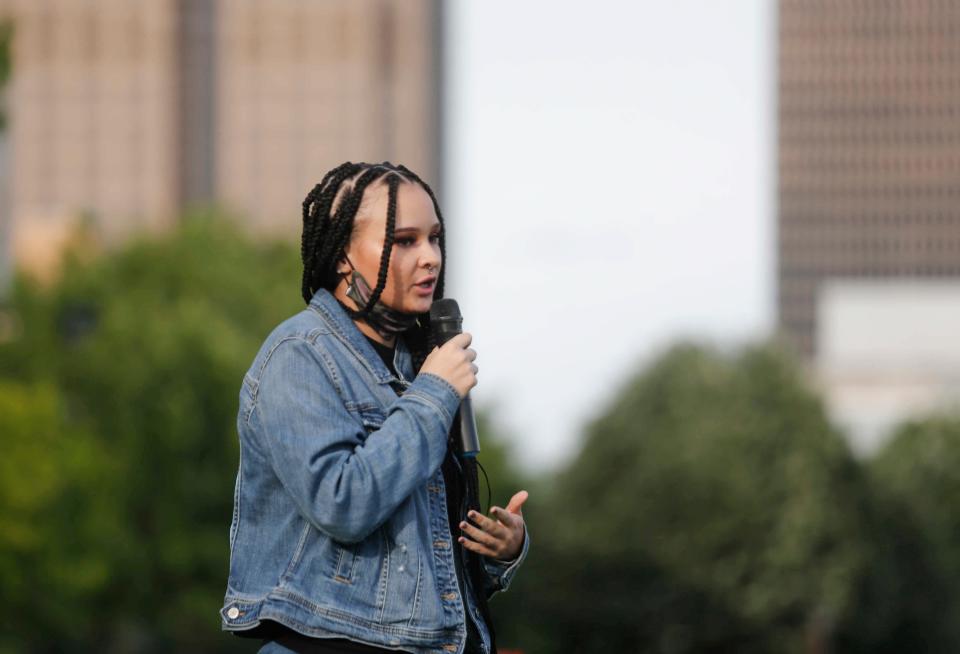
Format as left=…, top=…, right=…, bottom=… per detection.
left=226, top=607, right=240, bottom=619
left=442, top=592, right=457, bottom=601
left=433, top=540, right=450, bottom=549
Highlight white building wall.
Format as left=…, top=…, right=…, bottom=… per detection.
left=816, top=279, right=960, bottom=454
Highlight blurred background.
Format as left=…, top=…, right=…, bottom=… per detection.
left=2, top=0, right=960, bottom=652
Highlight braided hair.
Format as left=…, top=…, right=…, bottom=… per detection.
left=299, top=162, right=498, bottom=649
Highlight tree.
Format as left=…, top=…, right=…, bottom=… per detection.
left=516, top=343, right=870, bottom=653
left=837, top=415, right=960, bottom=652
left=0, top=214, right=299, bottom=652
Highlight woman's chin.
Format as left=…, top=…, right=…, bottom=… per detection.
left=402, top=295, right=434, bottom=315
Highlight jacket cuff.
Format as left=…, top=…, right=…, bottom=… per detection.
left=482, top=525, right=530, bottom=592
left=404, top=372, right=463, bottom=423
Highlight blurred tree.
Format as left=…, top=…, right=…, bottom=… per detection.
left=0, top=214, right=299, bottom=652
left=474, top=408, right=530, bottom=514
left=510, top=343, right=870, bottom=654
left=0, top=381, right=94, bottom=650
left=836, top=415, right=960, bottom=653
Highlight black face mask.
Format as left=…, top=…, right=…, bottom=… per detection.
left=341, top=265, right=420, bottom=341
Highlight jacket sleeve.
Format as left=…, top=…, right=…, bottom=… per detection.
left=252, top=336, right=462, bottom=544
left=480, top=526, right=530, bottom=597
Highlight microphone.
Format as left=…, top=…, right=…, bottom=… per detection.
left=429, top=298, right=480, bottom=458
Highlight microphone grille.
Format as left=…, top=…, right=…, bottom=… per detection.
left=430, top=298, right=462, bottom=323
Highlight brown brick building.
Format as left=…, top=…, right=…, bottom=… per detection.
left=0, top=0, right=442, bottom=280
left=778, top=0, right=960, bottom=357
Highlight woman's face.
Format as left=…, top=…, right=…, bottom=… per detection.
left=337, top=180, right=442, bottom=315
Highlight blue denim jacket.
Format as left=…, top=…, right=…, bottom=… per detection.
left=221, top=289, right=529, bottom=654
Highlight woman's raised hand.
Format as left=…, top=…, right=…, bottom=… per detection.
left=420, top=332, right=477, bottom=399
left=458, top=490, right=528, bottom=561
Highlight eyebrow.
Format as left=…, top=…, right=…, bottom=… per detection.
left=394, top=225, right=442, bottom=234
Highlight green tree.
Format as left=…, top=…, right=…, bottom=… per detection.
left=474, top=408, right=530, bottom=513
left=838, top=415, right=960, bottom=652
left=514, top=343, right=869, bottom=653
left=0, top=381, right=108, bottom=650
left=0, top=214, right=300, bottom=652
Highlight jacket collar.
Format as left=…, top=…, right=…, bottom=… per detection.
left=308, top=288, right=413, bottom=386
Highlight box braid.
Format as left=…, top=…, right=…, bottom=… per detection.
left=299, top=162, right=497, bottom=649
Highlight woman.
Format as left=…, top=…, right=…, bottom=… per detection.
left=221, top=161, right=529, bottom=654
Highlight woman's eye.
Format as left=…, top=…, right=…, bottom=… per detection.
left=396, top=237, right=415, bottom=246
left=429, top=233, right=442, bottom=243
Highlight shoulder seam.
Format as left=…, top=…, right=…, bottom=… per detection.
left=248, top=336, right=348, bottom=421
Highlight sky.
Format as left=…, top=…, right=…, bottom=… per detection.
left=445, top=0, right=776, bottom=472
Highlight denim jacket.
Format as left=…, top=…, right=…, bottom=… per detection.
left=221, top=289, right=529, bottom=654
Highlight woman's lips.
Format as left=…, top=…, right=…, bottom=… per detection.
left=413, top=279, right=436, bottom=296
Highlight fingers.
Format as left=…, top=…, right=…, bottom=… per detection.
left=505, top=490, right=529, bottom=515
left=458, top=507, right=524, bottom=560
left=448, top=335, right=478, bottom=376
left=464, top=509, right=508, bottom=538
left=458, top=535, right=499, bottom=558
left=458, top=510, right=506, bottom=555
left=446, top=332, right=472, bottom=349
left=490, top=506, right=519, bottom=529
left=420, top=332, right=479, bottom=398
left=458, top=519, right=501, bottom=549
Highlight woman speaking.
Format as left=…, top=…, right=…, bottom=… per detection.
left=221, top=161, right=529, bottom=654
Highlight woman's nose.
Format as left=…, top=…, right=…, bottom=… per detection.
left=420, top=245, right=441, bottom=270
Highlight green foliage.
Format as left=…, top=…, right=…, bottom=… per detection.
left=475, top=408, right=530, bottom=513
left=871, top=416, right=960, bottom=585
left=836, top=415, right=960, bottom=652
left=0, top=214, right=298, bottom=652
left=0, top=377, right=123, bottom=651
left=513, top=343, right=870, bottom=653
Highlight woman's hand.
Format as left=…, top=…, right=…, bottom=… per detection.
left=420, top=332, right=478, bottom=399
left=458, top=490, right=528, bottom=561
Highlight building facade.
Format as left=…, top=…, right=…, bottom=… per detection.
left=779, top=0, right=960, bottom=451
left=0, top=0, right=443, bottom=279
left=778, top=0, right=960, bottom=357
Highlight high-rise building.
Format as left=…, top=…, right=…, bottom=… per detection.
left=0, top=0, right=443, bottom=280
left=778, top=0, right=960, bottom=358
left=778, top=0, right=960, bottom=452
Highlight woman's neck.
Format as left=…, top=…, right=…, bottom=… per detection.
left=354, top=318, right=396, bottom=348
left=334, top=285, right=397, bottom=347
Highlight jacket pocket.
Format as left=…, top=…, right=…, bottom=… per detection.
left=281, top=524, right=362, bottom=586
left=280, top=522, right=313, bottom=583
left=330, top=541, right=358, bottom=584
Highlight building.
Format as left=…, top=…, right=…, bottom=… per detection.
left=816, top=279, right=960, bottom=453
left=778, top=0, right=960, bottom=450
left=0, top=0, right=443, bottom=281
